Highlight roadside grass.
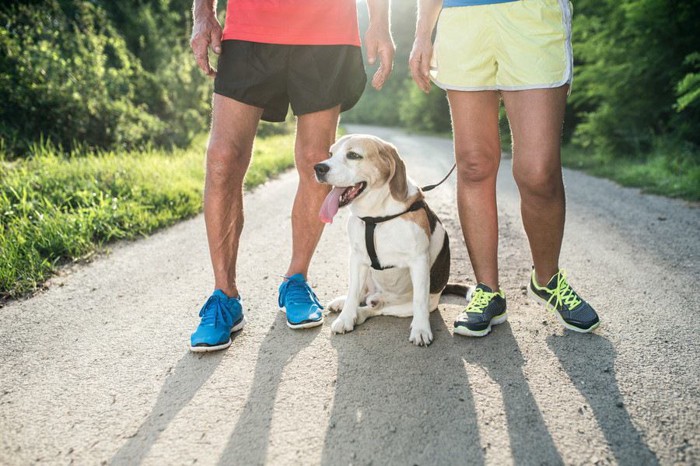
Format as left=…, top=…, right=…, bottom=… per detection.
left=561, top=143, right=700, bottom=202
left=0, top=131, right=295, bottom=300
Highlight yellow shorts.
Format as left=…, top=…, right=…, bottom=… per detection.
left=431, top=0, right=573, bottom=91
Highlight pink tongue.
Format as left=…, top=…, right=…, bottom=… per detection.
left=319, top=187, right=345, bottom=224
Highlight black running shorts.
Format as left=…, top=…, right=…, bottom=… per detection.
left=214, top=40, right=367, bottom=122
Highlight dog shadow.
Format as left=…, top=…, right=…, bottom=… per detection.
left=546, top=333, right=659, bottom=465
left=217, top=312, right=322, bottom=466
left=456, top=322, right=564, bottom=465
left=110, top=349, right=227, bottom=465
left=321, top=312, right=486, bottom=465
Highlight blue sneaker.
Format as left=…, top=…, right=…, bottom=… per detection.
left=190, top=290, right=245, bottom=352
left=278, top=274, right=324, bottom=329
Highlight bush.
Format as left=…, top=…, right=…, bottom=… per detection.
left=399, top=80, right=452, bottom=132
left=0, top=0, right=211, bottom=157
left=0, top=131, right=296, bottom=299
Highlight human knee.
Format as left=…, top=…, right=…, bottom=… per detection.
left=455, top=148, right=500, bottom=184
left=205, top=144, right=249, bottom=186
left=514, top=164, right=563, bottom=199
left=296, top=146, right=330, bottom=173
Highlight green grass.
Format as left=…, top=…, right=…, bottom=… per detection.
left=561, top=143, right=700, bottom=202
left=0, top=132, right=296, bottom=300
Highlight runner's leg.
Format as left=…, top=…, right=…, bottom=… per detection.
left=501, top=86, right=569, bottom=286
left=448, top=90, right=502, bottom=291
left=205, top=94, right=263, bottom=298
left=285, top=105, right=341, bottom=278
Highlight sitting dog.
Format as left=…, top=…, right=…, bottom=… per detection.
left=314, top=134, right=463, bottom=346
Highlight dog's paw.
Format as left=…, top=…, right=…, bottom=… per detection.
left=331, top=313, right=356, bottom=334
left=327, top=296, right=346, bottom=313
left=365, top=292, right=383, bottom=309
left=409, top=324, right=433, bottom=346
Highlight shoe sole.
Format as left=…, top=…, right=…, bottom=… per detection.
left=454, top=312, right=508, bottom=337
left=286, top=314, right=324, bottom=329
left=189, top=317, right=246, bottom=353
left=280, top=308, right=324, bottom=329
left=528, top=288, right=600, bottom=333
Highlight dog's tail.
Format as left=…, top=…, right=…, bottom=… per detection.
left=442, top=282, right=470, bottom=298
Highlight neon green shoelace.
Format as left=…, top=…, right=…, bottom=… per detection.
left=465, top=288, right=496, bottom=314
left=546, top=271, right=582, bottom=311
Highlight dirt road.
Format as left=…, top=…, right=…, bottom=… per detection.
left=1, top=125, right=698, bottom=465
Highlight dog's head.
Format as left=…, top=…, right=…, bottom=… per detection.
left=315, top=134, right=410, bottom=223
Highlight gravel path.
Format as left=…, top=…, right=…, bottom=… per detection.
left=1, top=125, right=698, bottom=465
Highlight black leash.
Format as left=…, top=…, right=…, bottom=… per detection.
left=421, top=162, right=456, bottom=192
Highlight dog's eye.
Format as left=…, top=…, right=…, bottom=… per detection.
left=328, top=151, right=333, bottom=159
left=346, top=151, right=363, bottom=160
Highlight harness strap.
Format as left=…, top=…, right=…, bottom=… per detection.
left=364, top=222, right=386, bottom=270
left=360, top=200, right=427, bottom=270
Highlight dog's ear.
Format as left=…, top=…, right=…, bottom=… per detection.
left=384, top=143, right=409, bottom=202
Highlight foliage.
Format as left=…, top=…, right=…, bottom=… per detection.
left=346, top=0, right=699, bottom=200
left=562, top=137, right=700, bottom=201
left=570, top=0, right=700, bottom=155
left=0, top=0, right=211, bottom=156
left=344, top=0, right=418, bottom=127
left=0, top=132, right=296, bottom=299
left=399, top=80, right=452, bottom=132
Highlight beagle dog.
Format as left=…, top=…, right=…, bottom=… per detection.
left=314, top=134, right=462, bottom=346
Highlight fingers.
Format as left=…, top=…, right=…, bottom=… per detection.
left=366, top=43, right=377, bottom=66
left=191, top=34, right=213, bottom=76
left=210, top=28, right=222, bottom=55
left=190, top=18, right=222, bottom=78
left=409, top=57, right=428, bottom=93
left=371, top=46, right=393, bottom=90
left=409, top=45, right=433, bottom=94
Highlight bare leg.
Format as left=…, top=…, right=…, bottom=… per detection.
left=204, top=94, right=263, bottom=298
left=501, top=86, right=569, bottom=286
left=284, top=106, right=341, bottom=278
left=447, top=90, right=502, bottom=291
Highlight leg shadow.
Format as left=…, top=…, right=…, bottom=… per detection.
left=547, top=333, right=659, bottom=465
left=321, top=313, right=485, bottom=465
left=111, top=349, right=226, bottom=465
left=459, top=323, right=564, bottom=465
left=217, top=312, right=322, bottom=465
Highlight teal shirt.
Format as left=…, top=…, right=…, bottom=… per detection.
left=443, top=0, right=518, bottom=6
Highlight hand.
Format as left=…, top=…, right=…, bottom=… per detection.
left=364, top=24, right=395, bottom=91
left=409, top=37, right=433, bottom=94
left=190, top=14, right=222, bottom=78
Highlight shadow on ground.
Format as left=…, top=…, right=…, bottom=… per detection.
left=547, top=333, right=659, bottom=466
left=322, top=313, right=484, bottom=465
left=457, top=322, right=563, bottom=465
left=217, top=312, right=322, bottom=465
left=110, top=310, right=659, bottom=465
left=110, top=348, right=228, bottom=465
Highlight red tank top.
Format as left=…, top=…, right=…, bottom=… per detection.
left=222, top=0, right=361, bottom=46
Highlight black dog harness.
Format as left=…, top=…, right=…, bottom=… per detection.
left=359, top=200, right=427, bottom=270
left=358, top=162, right=456, bottom=271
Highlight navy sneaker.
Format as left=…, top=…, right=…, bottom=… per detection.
left=529, top=269, right=600, bottom=333
left=278, top=273, right=324, bottom=329
left=190, top=290, right=245, bottom=352
left=454, top=284, right=508, bottom=337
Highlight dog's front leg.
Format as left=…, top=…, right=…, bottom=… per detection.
left=331, top=255, right=369, bottom=334
left=408, top=256, right=433, bottom=346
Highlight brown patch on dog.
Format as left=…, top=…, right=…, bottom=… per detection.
left=402, top=194, right=430, bottom=238
left=429, top=231, right=450, bottom=294
left=376, top=141, right=408, bottom=202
